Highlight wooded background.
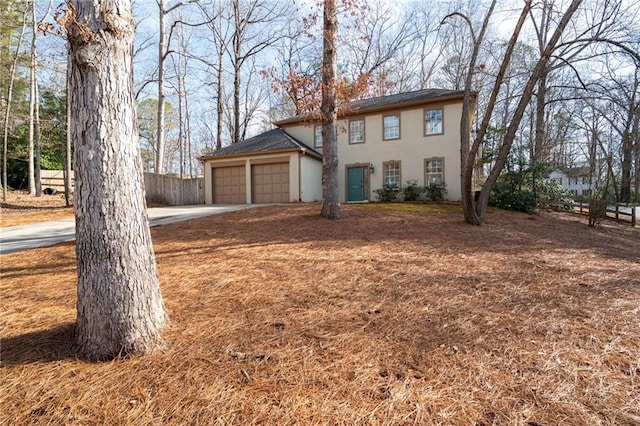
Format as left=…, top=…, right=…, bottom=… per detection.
left=1, top=0, right=638, bottom=204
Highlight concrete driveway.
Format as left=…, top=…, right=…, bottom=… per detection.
left=0, top=205, right=257, bottom=256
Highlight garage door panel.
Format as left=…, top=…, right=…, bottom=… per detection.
left=213, top=166, right=246, bottom=204
left=251, top=162, right=289, bottom=203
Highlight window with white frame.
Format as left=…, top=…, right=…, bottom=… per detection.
left=349, top=119, right=365, bottom=144
left=383, top=115, right=400, bottom=140
left=424, top=108, right=443, bottom=135
left=383, top=161, right=401, bottom=188
left=314, top=125, right=322, bottom=148
left=424, top=158, right=444, bottom=185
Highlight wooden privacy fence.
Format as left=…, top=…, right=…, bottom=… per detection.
left=144, top=173, right=204, bottom=206
left=41, top=170, right=74, bottom=193
left=573, top=201, right=637, bottom=227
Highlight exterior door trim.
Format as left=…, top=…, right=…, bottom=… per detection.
left=345, top=163, right=370, bottom=202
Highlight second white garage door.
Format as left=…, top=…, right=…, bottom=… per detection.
left=251, top=163, right=290, bottom=203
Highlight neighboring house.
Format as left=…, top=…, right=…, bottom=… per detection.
left=549, top=167, right=596, bottom=197
left=199, top=88, right=471, bottom=204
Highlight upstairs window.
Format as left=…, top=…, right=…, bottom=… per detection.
left=314, top=125, right=322, bottom=148
left=383, top=114, right=400, bottom=140
left=424, top=108, right=443, bottom=135
left=425, top=158, right=444, bottom=185
left=383, top=161, right=401, bottom=188
left=349, top=119, right=365, bottom=144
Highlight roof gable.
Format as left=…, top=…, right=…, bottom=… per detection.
left=552, top=166, right=591, bottom=178
left=565, top=166, right=591, bottom=177
left=198, top=128, right=321, bottom=161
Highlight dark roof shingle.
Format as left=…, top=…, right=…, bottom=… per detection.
left=274, top=88, right=467, bottom=125
left=199, top=128, right=321, bottom=160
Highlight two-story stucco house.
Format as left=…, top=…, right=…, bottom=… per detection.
left=198, top=88, right=471, bottom=204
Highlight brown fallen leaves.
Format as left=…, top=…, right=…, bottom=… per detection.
left=1, top=190, right=73, bottom=227
left=1, top=203, right=639, bottom=425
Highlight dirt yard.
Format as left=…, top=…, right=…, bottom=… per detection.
left=1, top=199, right=639, bottom=425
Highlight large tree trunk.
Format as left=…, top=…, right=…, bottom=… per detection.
left=28, top=0, right=41, bottom=196
left=185, top=89, right=193, bottom=177
left=156, top=0, right=166, bottom=173
left=216, top=48, right=223, bottom=150
left=531, top=1, right=552, bottom=195
left=34, top=68, right=42, bottom=197
left=455, top=0, right=497, bottom=226
left=65, top=0, right=167, bottom=360
left=459, top=0, right=531, bottom=225
left=320, top=0, right=341, bottom=220
left=620, top=129, right=632, bottom=203
left=533, top=75, right=547, bottom=163
left=175, top=58, right=184, bottom=177
left=232, top=0, right=241, bottom=145
left=619, top=78, right=638, bottom=203
left=2, top=7, right=27, bottom=201
left=633, top=102, right=640, bottom=203
left=35, top=1, right=53, bottom=197
left=64, top=59, right=72, bottom=207
left=474, top=0, right=583, bottom=222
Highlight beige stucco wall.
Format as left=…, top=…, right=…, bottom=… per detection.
left=300, top=155, right=323, bottom=202
left=202, top=151, right=322, bottom=204
left=281, top=100, right=464, bottom=202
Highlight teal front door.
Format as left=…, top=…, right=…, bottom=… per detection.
left=347, top=167, right=367, bottom=202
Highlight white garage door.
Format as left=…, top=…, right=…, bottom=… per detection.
left=251, top=163, right=290, bottom=203
left=212, top=165, right=246, bottom=204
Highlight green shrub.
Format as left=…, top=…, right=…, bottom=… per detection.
left=374, top=184, right=400, bottom=202
left=490, top=188, right=538, bottom=214
left=489, top=172, right=537, bottom=214
left=425, top=182, right=447, bottom=201
left=401, top=180, right=424, bottom=201
left=538, top=178, right=574, bottom=210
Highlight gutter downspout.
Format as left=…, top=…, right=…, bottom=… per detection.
left=298, top=150, right=304, bottom=202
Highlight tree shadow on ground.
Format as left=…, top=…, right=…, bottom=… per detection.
left=150, top=204, right=639, bottom=264
left=0, top=202, right=70, bottom=211
left=0, top=323, right=76, bottom=366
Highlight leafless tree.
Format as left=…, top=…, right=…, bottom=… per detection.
left=340, top=1, right=418, bottom=96
left=452, top=0, right=584, bottom=225
left=195, top=0, right=229, bottom=150
left=27, top=0, right=52, bottom=196
left=229, top=0, right=288, bottom=144
left=1, top=4, right=28, bottom=201
left=155, top=0, right=195, bottom=174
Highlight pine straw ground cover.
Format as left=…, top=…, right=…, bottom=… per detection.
left=1, top=190, right=73, bottom=227
left=1, top=203, right=639, bottom=425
